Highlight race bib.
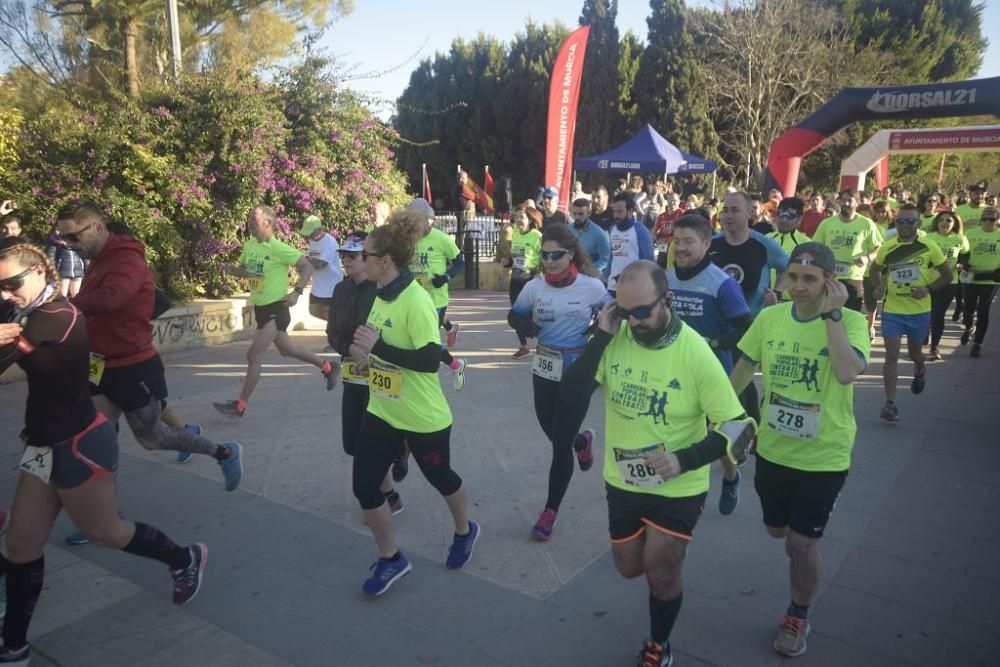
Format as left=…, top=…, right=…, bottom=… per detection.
left=531, top=345, right=564, bottom=381
left=342, top=359, right=369, bottom=385
left=368, top=359, right=402, bottom=400
left=513, top=256, right=527, bottom=270
left=19, top=445, right=52, bottom=484
left=614, top=443, right=666, bottom=488
left=766, top=392, right=820, bottom=440
left=834, top=261, right=851, bottom=278
left=889, top=263, right=920, bottom=285
left=88, top=352, right=106, bottom=385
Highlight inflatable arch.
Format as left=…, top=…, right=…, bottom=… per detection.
left=839, top=125, right=1000, bottom=193
left=763, top=76, right=1000, bottom=196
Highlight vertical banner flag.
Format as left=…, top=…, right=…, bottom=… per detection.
left=468, top=176, right=494, bottom=213
left=422, top=163, right=433, bottom=203
left=873, top=156, right=890, bottom=192
left=545, top=26, right=590, bottom=212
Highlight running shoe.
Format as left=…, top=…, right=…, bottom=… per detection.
left=880, top=401, right=899, bottom=422
left=391, top=455, right=409, bottom=483
left=172, top=543, right=208, bottom=606
left=637, top=639, right=673, bottom=667
left=910, top=364, right=926, bottom=395
left=176, top=424, right=203, bottom=464
left=960, top=327, right=974, bottom=345
left=362, top=553, right=412, bottom=597
left=213, top=400, right=245, bottom=418
left=0, top=645, right=29, bottom=666
left=512, top=346, right=532, bottom=359
left=65, top=530, right=89, bottom=545
left=451, top=358, right=467, bottom=391
left=385, top=491, right=404, bottom=516
left=446, top=520, right=480, bottom=569
left=971, top=344, right=982, bottom=358
left=926, top=347, right=941, bottom=361
left=321, top=360, right=340, bottom=391
left=773, top=615, right=811, bottom=657
left=218, top=441, right=243, bottom=492
left=719, top=470, right=741, bottom=515
left=576, top=429, right=595, bottom=472
left=446, top=322, right=460, bottom=348
left=532, top=508, right=557, bottom=542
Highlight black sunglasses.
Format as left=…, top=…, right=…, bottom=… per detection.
left=777, top=210, right=799, bottom=220
left=59, top=223, right=93, bottom=243
left=339, top=251, right=361, bottom=259
left=361, top=250, right=385, bottom=261
left=0, top=264, right=39, bottom=292
left=895, top=218, right=919, bottom=226
left=615, top=292, right=667, bottom=321
left=982, top=216, right=999, bottom=222
left=541, top=249, right=571, bottom=262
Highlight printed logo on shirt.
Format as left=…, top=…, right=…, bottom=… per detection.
left=722, top=263, right=745, bottom=284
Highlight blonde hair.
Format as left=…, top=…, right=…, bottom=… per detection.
left=369, top=208, right=424, bottom=269
left=0, top=237, right=60, bottom=300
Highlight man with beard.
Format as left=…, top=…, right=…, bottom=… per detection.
left=558, top=260, right=754, bottom=667
left=591, top=185, right=615, bottom=232
left=607, top=193, right=654, bottom=294
left=812, top=190, right=881, bottom=312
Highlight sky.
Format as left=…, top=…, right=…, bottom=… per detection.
left=322, top=0, right=1000, bottom=120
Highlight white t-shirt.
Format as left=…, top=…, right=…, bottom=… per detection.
left=307, top=233, right=342, bottom=298
left=609, top=225, right=640, bottom=292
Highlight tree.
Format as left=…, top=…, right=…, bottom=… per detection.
left=575, top=0, right=621, bottom=158
left=617, top=30, right=643, bottom=136
left=634, top=0, right=717, bottom=160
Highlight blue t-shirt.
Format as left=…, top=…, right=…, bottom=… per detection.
left=709, top=230, right=789, bottom=317
left=668, top=263, right=751, bottom=373
left=571, top=220, right=612, bottom=278
left=511, top=274, right=609, bottom=364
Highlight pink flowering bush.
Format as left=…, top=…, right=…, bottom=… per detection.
left=6, top=58, right=408, bottom=298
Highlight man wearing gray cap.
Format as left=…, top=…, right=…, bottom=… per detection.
left=730, top=242, right=870, bottom=659
left=540, top=187, right=568, bottom=227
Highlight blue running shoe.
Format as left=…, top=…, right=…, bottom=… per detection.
left=219, top=441, right=243, bottom=492
left=446, top=520, right=480, bottom=569
left=719, top=471, right=740, bottom=516
left=65, top=531, right=89, bottom=545
left=362, top=553, right=412, bottom=597
left=176, top=424, right=202, bottom=464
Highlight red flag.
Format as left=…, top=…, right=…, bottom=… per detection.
left=467, top=175, right=494, bottom=214
left=545, top=26, right=590, bottom=212
left=485, top=166, right=494, bottom=199
left=422, top=164, right=433, bottom=203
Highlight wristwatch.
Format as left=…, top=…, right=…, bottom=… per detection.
left=821, top=308, right=842, bottom=322
left=293, top=286, right=304, bottom=295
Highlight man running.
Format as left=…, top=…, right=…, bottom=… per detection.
left=607, top=193, right=655, bottom=295
left=569, top=197, right=611, bottom=280
left=869, top=204, right=951, bottom=421
left=812, top=190, right=881, bottom=312
left=299, top=215, right=341, bottom=321
left=957, top=205, right=1000, bottom=358
left=559, top=260, right=753, bottom=667
left=55, top=200, right=243, bottom=489
left=731, top=242, right=869, bottom=658
left=214, top=205, right=338, bottom=418
left=590, top=185, right=614, bottom=232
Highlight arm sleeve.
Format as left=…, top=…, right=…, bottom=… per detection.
left=370, top=339, right=441, bottom=372
left=556, top=328, right=612, bottom=438
left=0, top=305, right=76, bottom=374
left=717, top=278, right=751, bottom=320
left=446, top=254, right=465, bottom=279
left=71, top=256, right=146, bottom=314
left=326, top=288, right=351, bottom=356
left=0, top=341, right=25, bottom=375
left=716, top=314, right=754, bottom=351
left=635, top=224, right=655, bottom=261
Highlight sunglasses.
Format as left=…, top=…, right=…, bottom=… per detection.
left=615, top=292, right=667, bottom=321
left=361, top=250, right=385, bottom=261
left=777, top=211, right=799, bottom=220
left=339, top=251, right=361, bottom=260
left=59, top=223, right=93, bottom=243
left=0, top=264, right=39, bottom=292
left=895, top=218, right=919, bottom=226
left=541, top=249, right=571, bottom=262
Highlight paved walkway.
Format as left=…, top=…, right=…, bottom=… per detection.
left=1, top=291, right=998, bottom=666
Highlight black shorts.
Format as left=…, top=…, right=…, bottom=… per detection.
left=254, top=301, right=291, bottom=332
left=49, top=414, right=118, bottom=489
left=606, top=484, right=707, bottom=543
left=753, top=455, right=847, bottom=539
left=91, top=354, right=168, bottom=412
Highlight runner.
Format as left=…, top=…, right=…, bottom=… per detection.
left=505, top=205, right=543, bottom=359
left=350, top=208, right=478, bottom=597
left=812, top=190, right=881, bottom=312
left=730, top=242, right=869, bottom=658
left=591, top=185, right=614, bottom=232
left=326, top=232, right=402, bottom=514
left=0, top=238, right=208, bottom=666
left=406, top=198, right=467, bottom=390
left=540, top=187, right=568, bottom=227
left=767, top=198, right=810, bottom=295
left=862, top=200, right=894, bottom=339
left=869, top=204, right=951, bottom=421
left=569, top=197, right=611, bottom=281
left=925, top=211, right=968, bottom=360
left=919, top=192, right=943, bottom=230
left=958, top=206, right=1000, bottom=358
left=557, top=260, right=753, bottom=667
left=653, top=193, right=683, bottom=268
left=54, top=201, right=243, bottom=488
left=507, top=223, right=607, bottom=541
left=668, top=213, right=755, bottom=521
left=299, top=215, right=341, bottom=321
left=955, top=184, right=987, bottom=229
left=800, top=193, right=826, bottom=237
left=214, top=204, right=338, bottom=418
left=607, top=193, right=655, bottom=295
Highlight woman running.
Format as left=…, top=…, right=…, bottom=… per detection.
left=326, top=232, right=403, bottom=514
left=925, top=211, right=968, bottom=360
left=958, top=206, right=1000, bottom=358
left=507, top=223, right=608, bottom=541
left=505, top=204, right=542, bottom=358
left=0, top=238, right=206, bottom=666
left=350, top=209, right=478, bottom=597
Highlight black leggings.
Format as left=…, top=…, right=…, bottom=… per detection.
left=732, top=349, right=761, bottom=425
left=341, top=382, right=369, bottom=456
left=533, top=373, right=588, bottom=512
left=962, top=284, right=998, bottom=345
left=352, top=413, right=461, bottom=510
left=930, top=284, right=958, bottom=347
left=509, top=275, right=532, bottom=345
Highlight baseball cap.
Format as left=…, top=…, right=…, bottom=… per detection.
left=543, top=187, right=559, bottom=199
left=788, top=242, right=836, bottom=273
left=406, top=197, right=435, bottom=220
left=338, top=233, right=366, bottom=253
left=298, top=215, right=322, bottom=237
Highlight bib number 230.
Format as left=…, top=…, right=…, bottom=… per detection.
left=369, top=360, right=402, bottom=400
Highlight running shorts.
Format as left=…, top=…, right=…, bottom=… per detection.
left=91, top=353, right=168, bottom=412
left=753, top=454, right=847, bottom=539
left=606, top=484, right=707, bottom=543
left=254, top=300, right=292, bottom=332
